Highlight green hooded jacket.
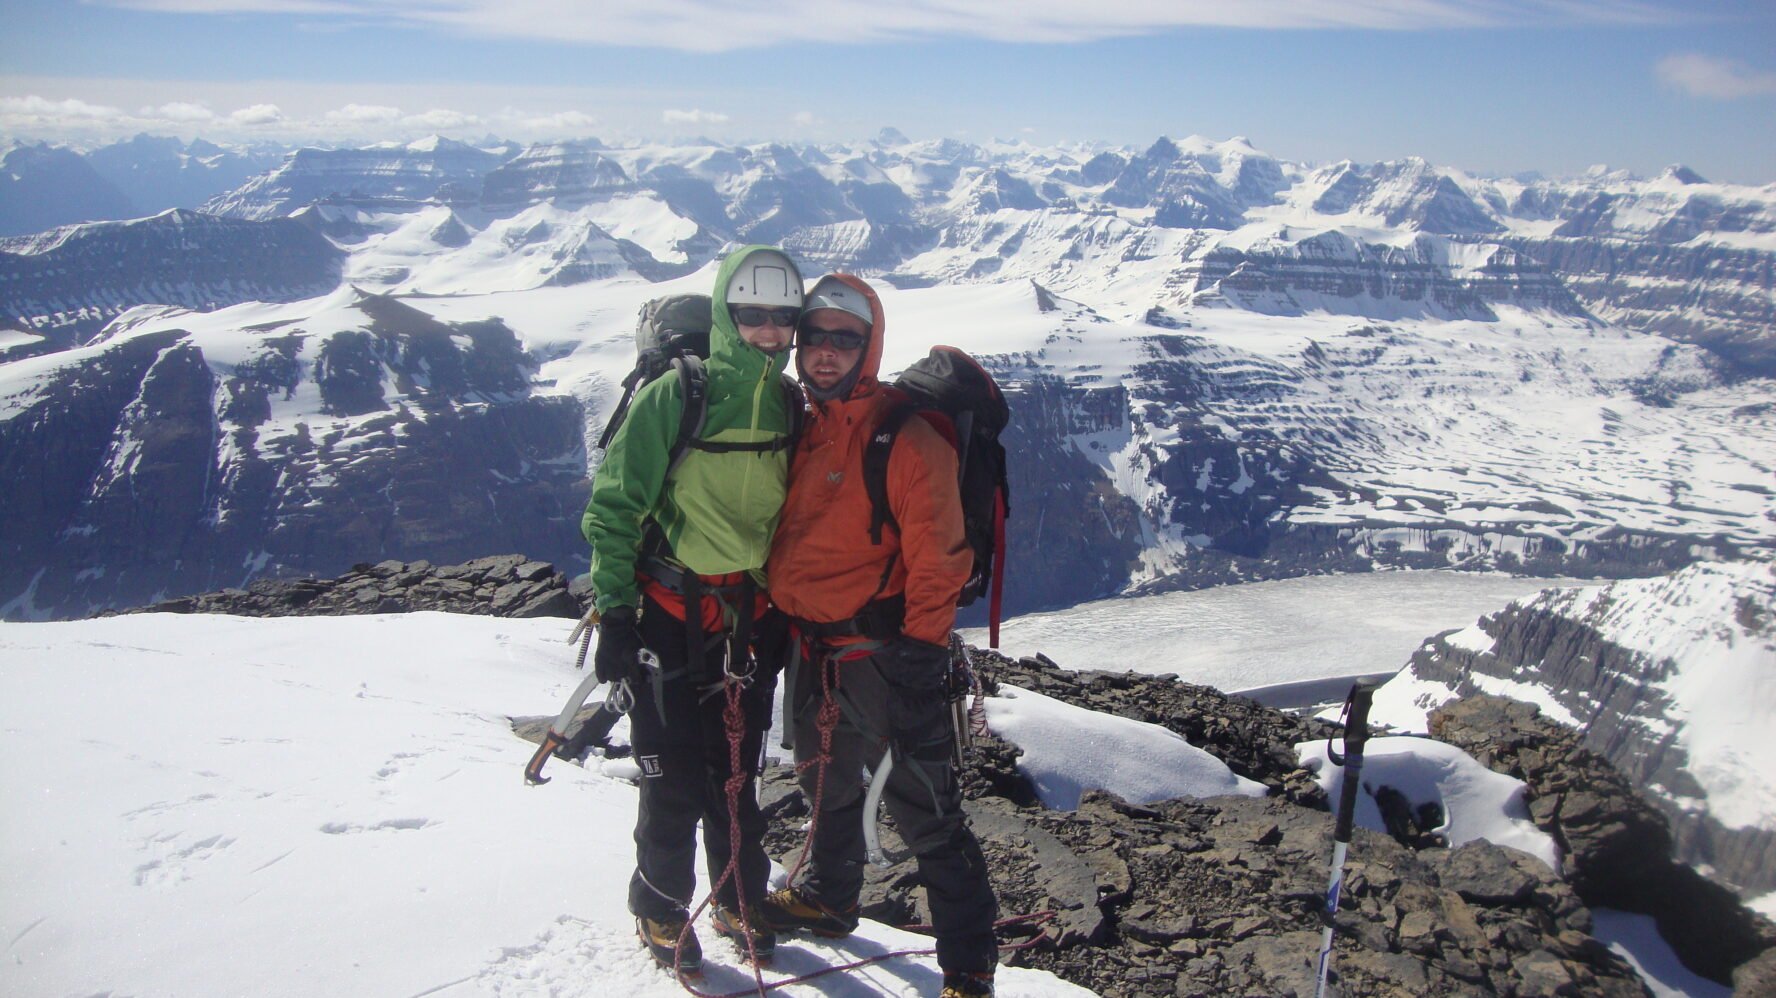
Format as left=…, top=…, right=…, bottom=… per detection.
left=581, top=246, right=800, bottom=613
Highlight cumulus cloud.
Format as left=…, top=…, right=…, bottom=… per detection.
left=228, top=103, right=286, bottom=126
left=325, top=103, right=404, bottom=123
left=663, top=108, right=729, bottom=125
left=793, top=111, right=817, bottom=127
left=403, top=108, right=480, bottom=129
left=0, top=96, right=126, bottom=121
left=1656, top=52, right=1776, bottom=100
left=86, top=0, right=1681, bottom=49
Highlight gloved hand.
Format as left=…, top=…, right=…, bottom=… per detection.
left=593, top=606, right=645, bottom=686
left=883, top=637, right=953, bottom=761
left=751, top=607, right=792, bottom=683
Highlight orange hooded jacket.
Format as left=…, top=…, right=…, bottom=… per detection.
left=766, top=275, right=971, bottom=647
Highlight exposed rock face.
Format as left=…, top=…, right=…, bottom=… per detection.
left=1183, top=235, right=1584, bottom=320
left=1432, top=694, right=1776, bottom=990
left=1504, top=233, right=1776, bottom=375
left=0, top=209, right=344, bottom=345
left=120, top=554, right=583, bottom=620
left=1, top=293, right=587, bottom=620
left=986, top=377, right=1147, bottom=618
left=1392, top=563, right=1776, bottom=898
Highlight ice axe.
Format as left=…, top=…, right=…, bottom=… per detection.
left=524, top=609, right=634, bottom=786
left=1312, top=679, right=1381, bottom=998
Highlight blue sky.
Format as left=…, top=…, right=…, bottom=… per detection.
left=1, top=0, right=1773, bottom=183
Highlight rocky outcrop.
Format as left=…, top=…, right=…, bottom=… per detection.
left=1432, top=694, right=1776, bottom=990
left=119, top=554, right=583, bottom=619
left=1397, top=563, right=1776, bottom=898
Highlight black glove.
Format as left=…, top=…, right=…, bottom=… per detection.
left=751, top=607, right=792, bottom=682
left=593, top=606, right=645, bottom=686
left=884, top=637, right=952, bottom=761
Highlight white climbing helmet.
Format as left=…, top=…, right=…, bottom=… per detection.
left=724, top=248, right=804, bottom=309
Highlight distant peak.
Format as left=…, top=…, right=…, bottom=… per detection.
left=876, top=126, right=910, bottom=146
left=1144, top=136, right=1181, bottom=162
left=1661, top=164, right=1708, bottom=185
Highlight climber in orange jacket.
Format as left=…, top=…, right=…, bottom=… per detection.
left=760, top=273, right=999, bottom=998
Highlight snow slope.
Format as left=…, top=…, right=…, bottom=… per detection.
left=0, top=613, right=1092, bottom=998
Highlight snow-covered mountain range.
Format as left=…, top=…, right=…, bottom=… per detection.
left=1, top=132, right=1773, bottom=619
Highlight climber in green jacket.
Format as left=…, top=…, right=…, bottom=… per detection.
left=581, top=244, right=805, bottom=974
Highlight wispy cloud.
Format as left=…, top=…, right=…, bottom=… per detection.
left=663, top=108, right=728, bottom=125
left=1656, top=52, right=1776, bottom=100
left=92, top=0, right=1683, bottom=49
left=0, top=84, right=579, bottom=144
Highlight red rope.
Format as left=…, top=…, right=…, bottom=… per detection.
left=785, top=637, right=842, bottom=886
left=671, top=628, right=770, bottom=997
left=668, top=634, right=1054, bottom=997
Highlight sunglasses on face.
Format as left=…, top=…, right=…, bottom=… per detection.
left=799, top=327, right=867, bottom=351
left=731, top=306, right=800, bottom=328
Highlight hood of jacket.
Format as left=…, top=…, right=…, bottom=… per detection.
left=709, top=245, right=797, bottom=385
left=799, top=272, right=885, bottom=404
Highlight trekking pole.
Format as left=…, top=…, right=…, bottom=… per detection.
left=1313, top=680, right=1380, bottom=998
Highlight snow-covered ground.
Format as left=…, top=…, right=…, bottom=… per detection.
left=0, top=613, right=1090, bottom=998
left=0, top=605, right=1722, bottom=996
left=961, top=571, right=1577, bottom=694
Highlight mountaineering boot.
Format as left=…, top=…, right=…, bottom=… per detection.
left=636, top=914, right=703, bottom=976
left=939, top=970, right=995, bottom=998
left=756, top=884, right=860, bottom=937
left=710, top=904, right=777, bottom=965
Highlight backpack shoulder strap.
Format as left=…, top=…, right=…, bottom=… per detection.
left=676, top=365, right=804, bottom=460
left=665, top=354, right=707, bottom=475
left=863, top=399, right=920, bottom=545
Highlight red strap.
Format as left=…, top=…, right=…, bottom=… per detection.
left=989, top=487, right=1007, bottom=649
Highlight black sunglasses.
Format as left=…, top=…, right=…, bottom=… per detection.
left=799, top=327, right=867, bottom=351
left=731, top=306, right=800, bottom=328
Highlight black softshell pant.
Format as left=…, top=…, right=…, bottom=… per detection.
left=789, top=646, right=998, bottom=975
left=626, top=593, right=772, bottom=922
